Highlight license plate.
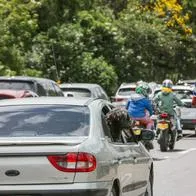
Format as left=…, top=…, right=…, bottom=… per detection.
left=133, top=129, right=141, bottom=135
left=157, top=123, right=169, bottom=129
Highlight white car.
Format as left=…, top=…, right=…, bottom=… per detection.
left=152, top=85, right=195, bottom=130
left=112, top=83, right=136, bottom=108
left=152, top=85, right=194, bottom=107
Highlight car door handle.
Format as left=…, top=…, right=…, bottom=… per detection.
left=112, top=160, right=119, bottom=165
left=133, top=157, right=138, bottom=164
left=112, top=158, right=122, bottom=165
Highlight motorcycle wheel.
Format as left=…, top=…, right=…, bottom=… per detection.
left=169, top=131, right=176, bottom=150
left=159, top=130, right=169, bottom=152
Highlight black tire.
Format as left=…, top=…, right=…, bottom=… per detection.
left=169, top=130, right=176, bottom=150
left=145, top=170, right=153, bottom=196
left=159, top=130, right=169, bottom=152
left=169, top=142, right=175, bottom=150
left=110, top=185, right=118, bottom=196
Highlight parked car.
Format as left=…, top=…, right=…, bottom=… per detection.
left=0, top=97, right=154, bottom=196
left=0, top=89, right=38, bottom=99
left=0, top=76, right=64, bottom=97
left=59, top=83, right=109, bottom=100
left=112, top=83, right=137, bottom=108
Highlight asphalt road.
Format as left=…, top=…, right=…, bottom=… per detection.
left=150, top=130, right=196, bottom=196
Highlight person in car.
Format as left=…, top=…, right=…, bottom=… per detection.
left=153, top=79, right=184, bottom=138
left=126, top=82, right=154, bottom=130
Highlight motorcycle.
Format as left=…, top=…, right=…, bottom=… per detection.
left=156, top=113, right=177, bottom=152
left=132, top=120, right=154, bottom=151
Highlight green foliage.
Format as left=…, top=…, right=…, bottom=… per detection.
left=74, top=52, right=118, bottom=95
left=0, top=0, right=195, bottom=94
left=115, top=0, right=196, bottom=83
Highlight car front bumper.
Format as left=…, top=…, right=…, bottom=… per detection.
left=0, top=181, right=112, bottom=196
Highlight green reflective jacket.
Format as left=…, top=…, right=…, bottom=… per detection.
left=153, top=92, right=184, bottom=115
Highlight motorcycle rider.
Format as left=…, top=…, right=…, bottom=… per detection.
left=126, top=82, right=154, bottom=129
left=153, top=79, right=184, bottom=139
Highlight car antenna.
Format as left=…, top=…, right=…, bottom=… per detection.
left=47, top=20, right=59, bottom=82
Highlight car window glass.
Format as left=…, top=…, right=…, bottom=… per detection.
left=53, top=83, right=64, bottom=96
left=99, top=87, right=109, bottom=100
left=102, top=106, right=126, bottom=143
left=61, top=88, right=91, bottom=97
left=93, top=87, right=100, bottom=98
left=37, top=83, right=46, bottom=96
left=154, top=89, right=193, bottom=99
left=0, top=105, right=90, bottom=137
left=118, top=87, right=136, bottom=96
left=173, top=90, right=193, bottom=99
left=104, top=107, right=135, bottom=144
left=47, top=82, right=57, bottom=96
left=101, top=113, right=114, bottom=142
left=0, top=80, right=35, bottom=91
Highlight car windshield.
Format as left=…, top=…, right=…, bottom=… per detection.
left=0, top=81, right=35, bottom=91
left=61, top=88, right=91, bottom=97
left=118, top=87, right=136, bottom=96
left=0, top=105, right=90, bottom=137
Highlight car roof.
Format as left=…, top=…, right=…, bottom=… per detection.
left=172, top=85, right=193, bottom=90
left=154, top=85, right=193, bottom=92
left=119, top=83, right=136, bottom=88
left=0, top=97, right=97, bottom=107
left=59, top=83, right=102, bottom=90
left=0, top=76, right=56, bottom=83
left=177, top=79, right=196, bottom=84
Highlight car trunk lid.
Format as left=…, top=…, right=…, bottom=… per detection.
left=0, top=137, right=87, bottom=185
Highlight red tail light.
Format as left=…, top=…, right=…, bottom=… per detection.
left=192, top=120, right=196, bottom=123
left=47, top=152, right=96, bottom=172
left=114, top=98, right=125, bottom=102
left=160, top=113, right=168, bottom=118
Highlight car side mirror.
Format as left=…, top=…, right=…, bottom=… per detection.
left=110, top=96, right=115, bottom=102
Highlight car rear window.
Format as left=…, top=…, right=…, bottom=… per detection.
left=0, top=105, right=90, bottom=137
left=118, top=87, right=136, bottom=96
left=173, top=90, right=193, bottom=99
left=61, top=88, right=91, bottom=97
left=153, top=89, right=193, bottom=99
left=0, top=80, right=35, bottom=91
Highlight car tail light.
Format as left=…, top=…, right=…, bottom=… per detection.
left=192, top=120, right=196, bottom=124
left=114, top=98, right=125, bottom=102
left=47, top=152, right=96, bottom=172
left=160, top=113, right=168, bottom=118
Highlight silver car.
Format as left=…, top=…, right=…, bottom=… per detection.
left=59, top=83, right=109, bottom=101
left=0, top=97, right=153, bottom=196
left=112, top=83, right=137, bottom=108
